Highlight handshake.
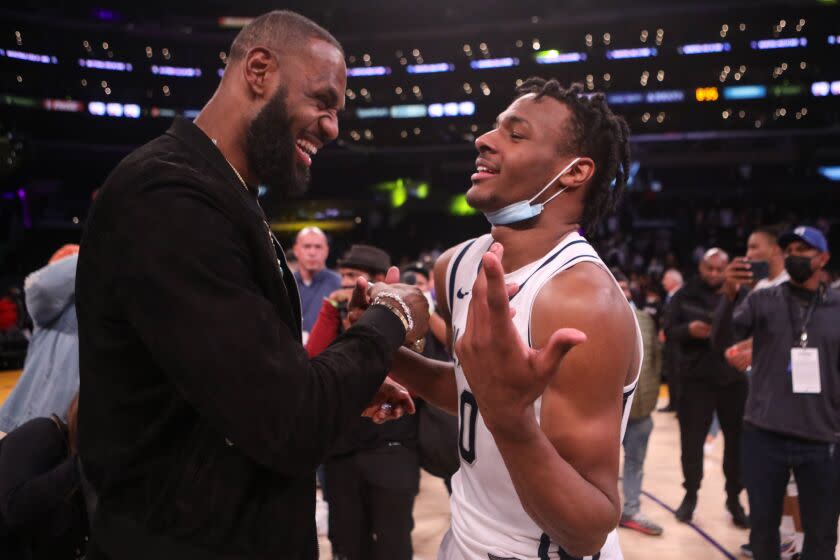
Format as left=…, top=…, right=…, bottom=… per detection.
left=342, top=266, right=431, bottom=425
left=344, top=266, right=431, bottom=350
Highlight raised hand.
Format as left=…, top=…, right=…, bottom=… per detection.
left=723, top=257, right=755, bottom=300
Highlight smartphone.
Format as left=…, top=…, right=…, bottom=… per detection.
left=746, top=260, right=769, bottom=281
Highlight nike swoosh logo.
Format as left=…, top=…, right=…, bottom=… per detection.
left=457, top=287, right=470, bottom=299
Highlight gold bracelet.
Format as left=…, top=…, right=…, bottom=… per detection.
left=374, top=298, right=410, bottom=334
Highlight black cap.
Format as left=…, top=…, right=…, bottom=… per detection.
left=338, top=244, right=391, bottom=274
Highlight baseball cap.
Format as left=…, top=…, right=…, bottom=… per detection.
left=778, top=225, right=828, bottom=253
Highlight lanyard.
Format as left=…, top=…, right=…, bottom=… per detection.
left=784, top=283, right=821, bottom=348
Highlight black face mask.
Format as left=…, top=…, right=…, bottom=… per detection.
left=785, top=255, right=815, bottom=284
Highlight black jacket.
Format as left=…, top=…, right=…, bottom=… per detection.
left=664, top=277, right=740, bottom=386
left=76, top=117, right=405, bottom=559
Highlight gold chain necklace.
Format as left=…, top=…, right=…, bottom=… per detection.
left=211, top=138, right=249, bottom=192
left=210, top=138, right=284, bottom=275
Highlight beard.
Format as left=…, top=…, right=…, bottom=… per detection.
left=245, top=87, right=310, bottom=197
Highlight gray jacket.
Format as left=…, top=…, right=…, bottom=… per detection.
left=713, top=282, right=840, bottom=443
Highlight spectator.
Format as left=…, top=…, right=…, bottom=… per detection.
left=0, top=394, right=87, bottom=560
left=0, top=246, right=80, bottom=436
left=306, top=244, right=419, bottom=560
left=724, top=227, right=789, bottom=372
left=292, top=226, right=341, bottom=339
left=658, top=268, right=684, bottom=413
left=665, top=249, right=749, bottom=527
left=714, top=226, right=840, bottom=560
left=615, top=271, right=664, bottom=537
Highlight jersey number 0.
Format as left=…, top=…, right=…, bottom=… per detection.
left=459, top=390, right=479, bottom=463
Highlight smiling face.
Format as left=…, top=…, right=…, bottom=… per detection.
left=245, top=38, right=346, bottom=196
left=467, top=93, right=582, bottom=216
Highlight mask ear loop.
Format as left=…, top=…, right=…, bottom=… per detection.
left=528, top=157, right=581, bottom=205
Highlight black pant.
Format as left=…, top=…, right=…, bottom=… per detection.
left=678, top=377, right=747, bottom=497
left=324, top=444, right=419, bottom=560
left=742, top=424, right=840, bottom=560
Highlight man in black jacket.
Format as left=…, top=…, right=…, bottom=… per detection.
left=75, top=11, right=429, bottom=560
left=664, top=248, right=749, bottom=526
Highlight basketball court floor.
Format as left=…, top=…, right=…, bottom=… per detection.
left=317, top=397, right=759, bottom=560
left=1, top=370, right=836, bottom=559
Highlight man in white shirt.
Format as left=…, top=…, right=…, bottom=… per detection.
left=726, top=226, right=798, bottom=560
left=725, top=226, right=788, bottom=372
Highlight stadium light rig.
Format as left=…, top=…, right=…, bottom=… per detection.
left=534, top=50, right=587, bottom=64
left=470, top=57, right=519, bottom=69
left=677, top=42, right=731, bottom=55
left=347, top=66, right=391, bottom=77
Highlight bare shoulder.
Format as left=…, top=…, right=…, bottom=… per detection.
left=532, top=262, right=638, bottom=386
left=532, top=262, right=634, bottom=336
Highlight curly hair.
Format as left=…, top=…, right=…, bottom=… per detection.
left=515, top=78, right=631, bottom=231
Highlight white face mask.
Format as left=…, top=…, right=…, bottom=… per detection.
left=482, top=157, right=581, bottom=226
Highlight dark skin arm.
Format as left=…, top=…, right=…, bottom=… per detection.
left=456, top=245, right=637, bottom=556
left=387, top=245, right=461, bottom=414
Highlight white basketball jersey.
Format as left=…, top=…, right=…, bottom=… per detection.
left=438, top=232, right=642, bottom=560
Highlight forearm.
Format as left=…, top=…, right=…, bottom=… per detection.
left=305, top=300, right=341, bottom=357
left=491, top=413, right=619, bottom=556
left=389, top=348, right=458, bottom=414
left=429, top=313, right=449, bottom=348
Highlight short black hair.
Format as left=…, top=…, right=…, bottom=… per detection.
left=514, top=78, right=631, bottom=231
left=752, top=225, right=783, bottom=245
left=228, top=10, right=343, bottom=62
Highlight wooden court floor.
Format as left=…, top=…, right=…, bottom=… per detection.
left=318, top=391, right=840, bottom=559
left=2, top=371, right=836, bottom=559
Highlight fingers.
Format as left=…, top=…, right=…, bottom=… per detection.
left=362, top=380, right=415, bottom=423
left=534, top=328, right=587, bottom=376
left=371, top=405, right=405, bottom=424
left=481, top=251, right=509, bottom=310
left=385, top=266, right=400, bottom=284
left=349, top=276, right=370, bottom=310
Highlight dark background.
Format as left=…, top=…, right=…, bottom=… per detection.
left=1, top=0, right=839, bottom=280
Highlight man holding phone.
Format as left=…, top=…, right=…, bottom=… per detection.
left=713, top=226, right=840, bottom=560
left=724, top=226, right=789, bottom=372
left=723, top=226, right=796, bottom=558
left=664, top=248, right=749, bottom=526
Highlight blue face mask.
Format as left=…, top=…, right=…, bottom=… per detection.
left=483, top=157, right=581, bottom=226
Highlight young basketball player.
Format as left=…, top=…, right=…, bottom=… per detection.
left=387, top=78, right=639, bottom=560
